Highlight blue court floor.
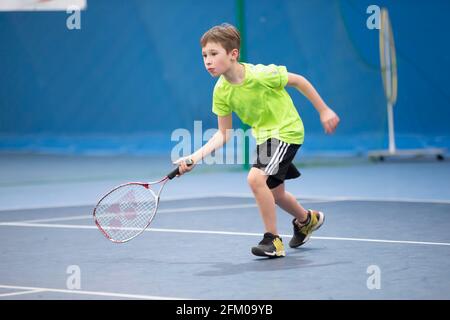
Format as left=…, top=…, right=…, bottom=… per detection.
left=0, top=154, right=449, bottom=299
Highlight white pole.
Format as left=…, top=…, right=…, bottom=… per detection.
left=387, top=101, right=396, bottom=154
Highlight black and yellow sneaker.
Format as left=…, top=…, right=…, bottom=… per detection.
left=251, top=232, right=286, bottom=258
left=289, top=210, right=325, bottom=248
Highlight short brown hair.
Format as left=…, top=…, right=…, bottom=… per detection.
left=200, top=23, right=241, bottom=56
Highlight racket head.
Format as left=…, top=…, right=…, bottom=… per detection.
left=93, top=182, right=162, bottom=243
left=379, top=8, right=398, bottom=105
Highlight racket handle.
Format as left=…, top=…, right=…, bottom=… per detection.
left=168, top=158, right=194, bottom=180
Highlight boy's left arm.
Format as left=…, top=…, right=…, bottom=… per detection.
left=287, top=72, right=340, bottom=134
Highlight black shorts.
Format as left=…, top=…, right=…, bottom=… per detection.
left=252, top=138, right=302, bottom=189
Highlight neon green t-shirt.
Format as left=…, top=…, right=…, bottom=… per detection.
left=212, top=62, right=304, bottom=145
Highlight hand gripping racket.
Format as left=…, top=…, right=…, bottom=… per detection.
left=93, top=159, right=193, bottom=243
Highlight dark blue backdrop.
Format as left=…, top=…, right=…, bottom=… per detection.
left=1, top=0, right=449, bottom=155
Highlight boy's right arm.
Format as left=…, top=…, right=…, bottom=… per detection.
left=192, top=114, right=233, bottom=163
left=176, top=114, right=233, bottom=175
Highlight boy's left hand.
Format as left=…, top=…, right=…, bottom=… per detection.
left=320, top=108, right=340, bottom=134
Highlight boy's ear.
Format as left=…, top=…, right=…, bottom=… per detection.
left=230, top=48, right=240, bottom=61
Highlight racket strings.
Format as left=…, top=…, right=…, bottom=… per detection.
left=94, top=184, right=158, bottom=242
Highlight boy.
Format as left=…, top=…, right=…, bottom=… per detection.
left=176, top=23, right=340, bottom=258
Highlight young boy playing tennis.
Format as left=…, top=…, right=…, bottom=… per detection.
left=176, top=23, right=340, bottom=258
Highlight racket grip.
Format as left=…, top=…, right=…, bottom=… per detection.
left=168, top=158, right=194, bottom=180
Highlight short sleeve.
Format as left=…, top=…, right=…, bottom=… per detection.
left=255, top=64, right=288, bottom=89
left=212, top=86, right=232, bottom=116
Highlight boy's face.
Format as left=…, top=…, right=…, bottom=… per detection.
left=202, top=42, right=238, bottom=77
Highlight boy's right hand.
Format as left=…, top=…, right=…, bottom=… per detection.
left=173, top=157, right=195, bottom=177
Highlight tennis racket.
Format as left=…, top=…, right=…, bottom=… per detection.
left=93, top=158, right=193, bottom=243
left=379, top=7, right=398, bottom=154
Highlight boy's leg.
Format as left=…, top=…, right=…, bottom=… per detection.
left=270, top=183, right=309, bottom=223
left=247, top=167, right=278, bottom=235
left=271, top=183, right=325, bottom=248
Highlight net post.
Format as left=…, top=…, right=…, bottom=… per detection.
left=236, top=0, right=250, bottom=170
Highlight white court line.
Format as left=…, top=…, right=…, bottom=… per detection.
left=1, top=193, right=449, bottom=212
left=0, top=288, right=46, bottom=298
left=1, top=221, right=450, bottom=247
left=0, top=285, right=189, bottom=300
left=304, top=195, right=450, bottom=205
left=7, top=200, right=333, bottom=224
left=12, top=203, right=256, bottom=223
left=0, top=197, right=333, bottom=215
left=12, top=203, right=258, bottom=224
left=180, top=193, right=450, bottom=205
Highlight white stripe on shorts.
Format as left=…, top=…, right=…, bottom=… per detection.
left=263, top=141, right=284, bottom=175
left=267, top=142, right=289, bottom=175
left=266, top=141, right=289, bottom=175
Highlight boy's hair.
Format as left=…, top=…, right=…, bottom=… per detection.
left=200, top=23, right=241, bottom=58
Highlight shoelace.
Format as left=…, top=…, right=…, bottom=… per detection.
left=259, top=234, right=276, bottom=245
left=299, top=214, right=316, bottom=234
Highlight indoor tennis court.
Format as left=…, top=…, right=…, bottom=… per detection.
left=1, top=0, right=449, bottom=301
left=0, top=154, right=449, bottom=300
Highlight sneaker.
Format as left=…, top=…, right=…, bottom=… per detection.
left=289, top=210, right=324, bottom=248
left=251, top=232, right=286, bottom=258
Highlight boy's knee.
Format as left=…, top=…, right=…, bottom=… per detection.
left=247, top=173, right=258, bottom=189
left=247, top=169, right=265, bottom=190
